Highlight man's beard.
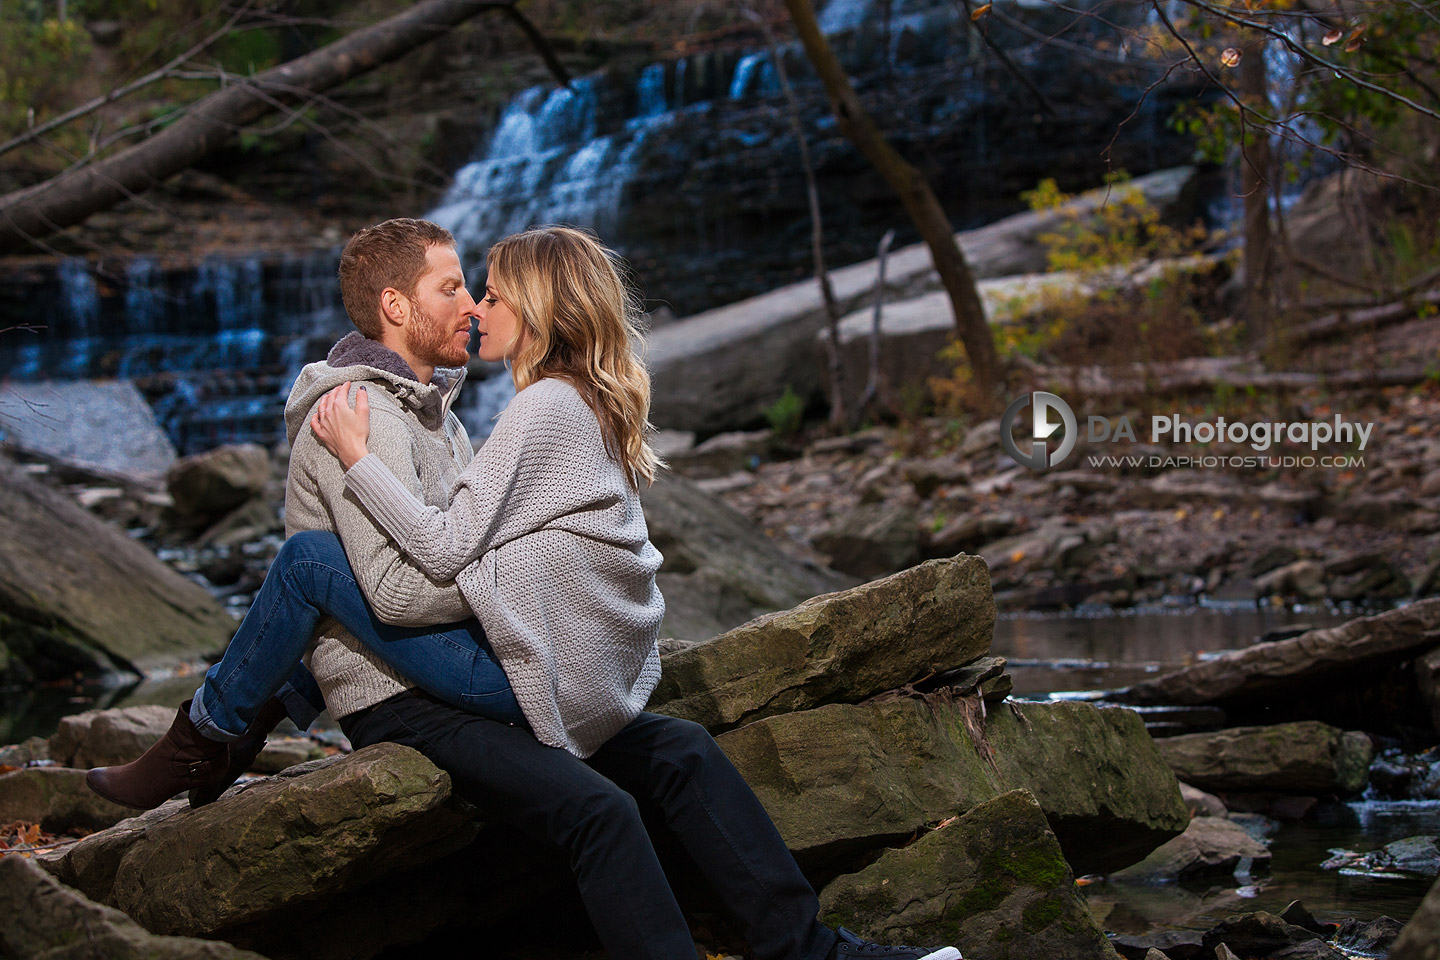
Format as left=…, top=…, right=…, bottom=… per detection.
left=406, top=304, right=469, bottom=369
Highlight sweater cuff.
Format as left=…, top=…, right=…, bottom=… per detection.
left=343, top=454, right=428, bottom=546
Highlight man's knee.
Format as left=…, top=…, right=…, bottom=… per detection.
left=648, top=715, right=722, bottom=773
left=559, top=782, right=646, bottom=848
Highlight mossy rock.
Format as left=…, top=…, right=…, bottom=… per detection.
left=818, top=789, right=1118, bottom=960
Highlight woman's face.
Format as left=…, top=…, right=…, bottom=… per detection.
left=475, top=274, right=524, bottom=363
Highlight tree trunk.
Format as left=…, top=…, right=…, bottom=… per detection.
left=0, top=0, right=521, bottom=254
left=782, top=0, right=1001, bottom=404
left=1240, top=36, right=1272, bottom=339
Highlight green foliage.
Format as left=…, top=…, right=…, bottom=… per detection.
left=0, top=11, right=91, bottom=139
left=1022, top=174, right=1210, bottom=272
left=764, top=386, right=805, bottom=437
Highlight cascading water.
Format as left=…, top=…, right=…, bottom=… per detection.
left=0, top=0, right=1205, bottom=457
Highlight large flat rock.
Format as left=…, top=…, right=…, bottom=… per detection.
left=0, top=856, right=263, bottom=960
left=0, top=380, right=176, bottom=485
left=1120, top=600, right=1440, bottom=707
left=0, top=457, right=237, bottom=681
left=651, top=555, right=994, bottom=732
left=716, top=698, right=1188, bottom=876
left=648, top=167, right=1196, bottom=435
left=0, top=766, right=137, bottom=833
left=39, top=743, right=479, bottom=940
left=641, top=473, right=853, bottom=643
left=1110, top=816, right=1272, bottom=883
left=1153, top=721, right=1374, bottom=796
left=818, top=789, right=1118, bottom=960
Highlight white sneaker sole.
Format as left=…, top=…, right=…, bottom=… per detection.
left=920, top=950, right=962, bottom=960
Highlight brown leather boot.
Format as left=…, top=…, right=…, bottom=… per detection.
left=85, top=700, right=231, bottom=810
left=188, top=696, right=291, bottom=809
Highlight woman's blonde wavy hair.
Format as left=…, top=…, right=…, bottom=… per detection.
left=487, top=226, right=662, bottom=490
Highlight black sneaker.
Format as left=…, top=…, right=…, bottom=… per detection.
left=832, top=926, right=962, bottom=960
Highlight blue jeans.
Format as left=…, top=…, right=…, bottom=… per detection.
left=342, top=693, right=838, bottom=960
left=190, top=530, right=522, bottom=740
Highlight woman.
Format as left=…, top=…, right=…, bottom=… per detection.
left=88, top=225, right=961, bottom=960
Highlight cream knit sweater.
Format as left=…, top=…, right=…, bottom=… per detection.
left=344, top=377, right=665, bottom=758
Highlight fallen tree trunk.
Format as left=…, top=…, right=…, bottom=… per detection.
left=1028, top=355, right=1433, bottom=399
left=1289, top=289, right=1440, bottom=348
left=0, top=0, right=560, bottom=254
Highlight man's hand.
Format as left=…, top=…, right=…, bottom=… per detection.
left=312, top=383, right=372, bottom=470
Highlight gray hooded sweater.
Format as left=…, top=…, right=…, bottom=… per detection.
left=284, top=332, right=473, bottom=719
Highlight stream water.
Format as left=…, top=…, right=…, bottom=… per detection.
left=993, top=603, right=1440, bottom=934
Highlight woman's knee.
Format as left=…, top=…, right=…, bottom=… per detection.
left=560, top=783, right=646, bottom=848
left=279, top=530, right=344, bottom=565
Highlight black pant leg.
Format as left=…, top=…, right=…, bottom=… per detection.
left=342, top=692, right=697, bottom=960
left=586, top=713, right=837, bottom=960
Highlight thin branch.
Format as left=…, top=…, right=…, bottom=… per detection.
left=0, top=3, right=251, bottom=160
left=1174, top=0, right=1440, bottom=122
left=498, top=4, right=573, bottom=87
left=950, top=0, right=1056, bottom=116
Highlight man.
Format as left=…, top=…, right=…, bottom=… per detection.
left=281, top=218, right=960, bottom=960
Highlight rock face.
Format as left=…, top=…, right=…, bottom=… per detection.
left=640, top=473, right=854, bottom=642
left=40, top=744, right=479, bottom=943
left=1110, top=816, right=1271, bottom=883
left=0, top=458, right=236, bottom=683
left=818, top=790, right=1118, bottom=960
left=651, top=555, right=995, bottom=732
left=1392, top=874, right=1440, bottom=960
left=716, top=697, right=1188, bottom=876
left=1154, top=722, right=1374, bottom=796
left=0, top=766, right=138, bottom=832
left=0, top=856, right=265, bottom=960
left=48, top=704, right=176, bottom=768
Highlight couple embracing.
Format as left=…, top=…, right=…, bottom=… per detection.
left=87, top=219, right=962, bottom=960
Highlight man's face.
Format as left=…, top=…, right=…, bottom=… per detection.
left=404, top=244, right=475, bottom=369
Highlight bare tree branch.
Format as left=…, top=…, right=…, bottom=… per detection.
left=0, top=0, right=570, bottom=254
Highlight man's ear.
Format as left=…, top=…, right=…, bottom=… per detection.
left=379, top=287, right=409, bottom=329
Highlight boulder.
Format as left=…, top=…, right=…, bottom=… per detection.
left=165, top=443, right=272, bottom=532
left=812, top=501, right=921, bottom=578
left=1179, top=782, right=1228, bottom=818
left=1391, top=877, right=1440, bottom=960
left=715, top=697, right=1187, bottom=876
left=1325, top=836, right=1440, bottom=879
left=1109, top=816, right=1270, bottom=883
left=1154, top=722, right=1373, bottom=796
left=0, top=766, right=137, bottom=832
left=1335, top=917, right=1405, bottom=956
left=651, top=555, right=994, bottom=732
left=640, top=474, right=853, bottom=643
left=0, top=458, right=236, bottom=682
left=0, top=855, right=264, bottom=960
left=1110, top=931, right=1205, bottom=960
left=1417, top=646, right=1440, bottom=734
left=48, top=704, right=176, bottom=768
left=39, top=743, right=479, bottom=940
left=1119, top=601, right=1440, bottom=733
left=1202, top=912, right=1334, bottom=957
left=818, top=790, right=1118, bottom=960
left=252, top=737, right=327, bottom=774
left=0, top=380, right=176, bottom=485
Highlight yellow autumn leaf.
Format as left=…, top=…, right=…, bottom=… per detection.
left=971, top=2, right=992, bottom=20
left=1220, top=47, right=1242, bottom=67
left=1009, top=549, right=1027, bottom=564
left=1344, top=25, right=1366, bottom=51
left=1212, top=508, right=1225, bottom=520
left=1174, top=508, right=1189, bottom=520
